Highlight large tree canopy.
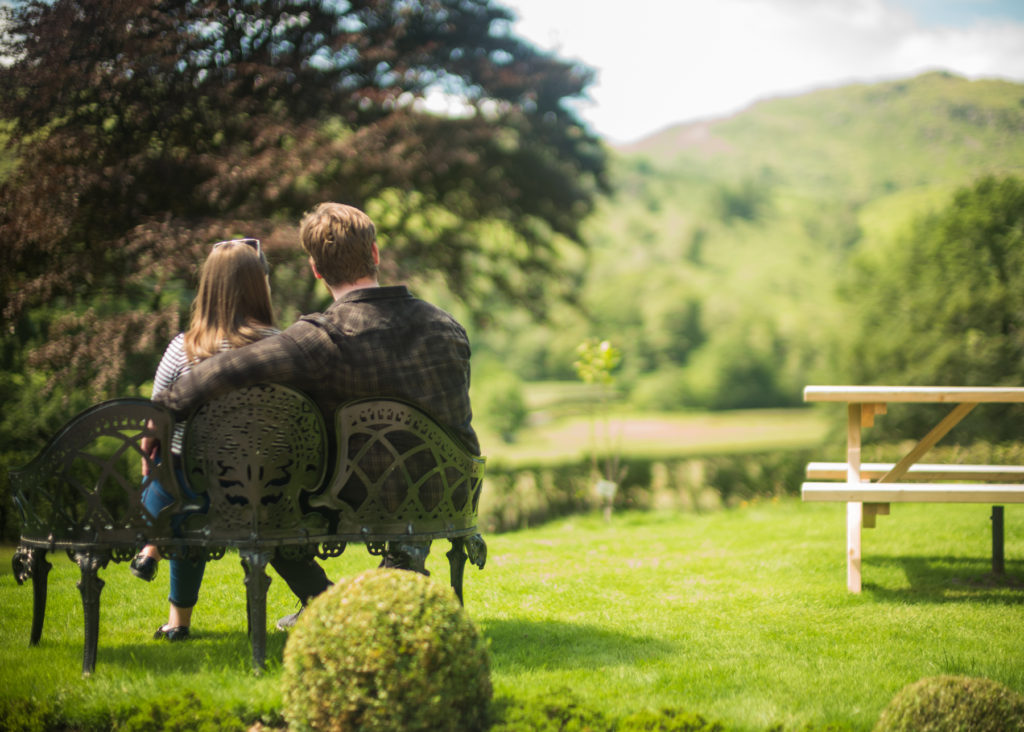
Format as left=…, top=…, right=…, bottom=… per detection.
left=0, top=0, right=607, bottom=399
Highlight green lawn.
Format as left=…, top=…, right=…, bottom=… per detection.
left=1, top=500, right=1022, bottom=730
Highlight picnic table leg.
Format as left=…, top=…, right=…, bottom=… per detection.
left=846, top=404, right=863, bottom=593
left=991, top=505, right=1005, bottom=575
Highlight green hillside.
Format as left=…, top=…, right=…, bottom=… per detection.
left=473, top=72, right=1024, bottom=413
left=626, top=72, right=1024, bottom=197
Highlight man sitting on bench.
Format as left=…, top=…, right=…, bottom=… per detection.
left=155, top=202, right=479, bottom=628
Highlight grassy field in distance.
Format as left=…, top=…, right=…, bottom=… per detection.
left=478, top=382, right=830, bottom=465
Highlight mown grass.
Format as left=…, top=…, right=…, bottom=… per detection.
left=1, top=499, right=1022, bottom=730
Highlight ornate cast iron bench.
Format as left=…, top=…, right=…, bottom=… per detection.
left=9, top=384, right=487, bottom=675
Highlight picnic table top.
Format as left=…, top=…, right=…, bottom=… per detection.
left=803, top=385, right=1024, bottom=404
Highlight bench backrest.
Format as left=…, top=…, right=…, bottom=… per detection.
left=11, top=386, right=484, bottom=549
left=9, top=398, right=186, bottom=548
left=181, top=383, right=329, bottom=543
left=310, top=398, right=485, bottom=541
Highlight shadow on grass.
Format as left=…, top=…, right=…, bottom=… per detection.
left=481, top=618, right=675, bottom=671
left=39, top=620, right=669, bottom=678
left=863, top=555, right=1024, bottom=604
left=72, top=629, right=291, bottom=675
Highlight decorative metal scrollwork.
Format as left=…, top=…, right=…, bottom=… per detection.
left=316, top=541, right=347, bottom=559
left=8, top=398, right=183, bottom=548
left=313, top=398, right=485, bottom=540
left=183, top=384, right=329, bottom=542
left=465, top=533, right=487, bottom=569
left=11, top=546, right=36, bottom=585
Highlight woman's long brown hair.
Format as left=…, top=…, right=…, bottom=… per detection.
left=183, top=242, right=275, bottom=362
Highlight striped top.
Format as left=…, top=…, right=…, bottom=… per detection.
left=152, top=327, right=279, bottom=454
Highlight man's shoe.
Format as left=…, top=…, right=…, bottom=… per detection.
left=276, top=608, right=304, bottom=630
left=153, top=624, right=190, bottom=641
left=130, top=554, right=158, bottom=582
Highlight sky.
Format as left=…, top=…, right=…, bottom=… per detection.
left=502, top=0, right=1024, bottom=144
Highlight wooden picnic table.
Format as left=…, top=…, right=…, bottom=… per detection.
left=801, top=385, right=1024, bottom=592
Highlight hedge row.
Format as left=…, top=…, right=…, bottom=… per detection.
left=477, top=448, right=815, bottom=534
left=477, top=439, right=1024, bottom=534
left=6, top=441, right=1024, bottom=542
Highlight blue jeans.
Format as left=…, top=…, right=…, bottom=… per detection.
left=140, top=457, right=207, bottom=609
left=142, top=458, right=330, bottom=607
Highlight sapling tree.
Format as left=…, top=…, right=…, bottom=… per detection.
left=573, top=338, right=624, bottom=519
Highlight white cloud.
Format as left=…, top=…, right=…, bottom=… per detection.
left=504, top=0, right=1024, bottom=143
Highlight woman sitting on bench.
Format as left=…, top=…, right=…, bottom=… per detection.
left=132, top=238, right=278, bottom=641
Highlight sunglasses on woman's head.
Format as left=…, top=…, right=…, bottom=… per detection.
left=212, top=238, right=268, bottom=273
left=213, top=238, right=261, bottom=256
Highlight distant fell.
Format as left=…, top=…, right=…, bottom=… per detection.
left=616, top=71, right=1024, bottom=199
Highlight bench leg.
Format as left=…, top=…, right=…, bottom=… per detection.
left=240, top=551, right=272, bottom=671
left=13, top=547, right=52, bottom=646
left=30, top=550, right=52, bottom=647
left=446, top=534, right=487, bottom=605
left=74, top=550, right=109, bottom=677
left=992, top=505, right=1005, bottom=575
left=446, top=539, right=467, bottom=604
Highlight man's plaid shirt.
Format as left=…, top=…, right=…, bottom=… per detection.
left=155, top=285, right=478, bottom=455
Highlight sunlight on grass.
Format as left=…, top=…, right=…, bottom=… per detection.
left=471, top=502, right=1023, bottom=730
left=1, top=500, right=1021, bottom=731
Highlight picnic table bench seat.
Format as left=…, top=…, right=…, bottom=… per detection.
left=9, top=384, right=486, bottom=675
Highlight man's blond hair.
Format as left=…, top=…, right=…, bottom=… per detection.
left=299, top=203, right=378, bottom=286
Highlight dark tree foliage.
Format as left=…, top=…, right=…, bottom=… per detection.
left=0, top=0, right=607, bottom=400
left=842, top=175, right=1024, bottom=441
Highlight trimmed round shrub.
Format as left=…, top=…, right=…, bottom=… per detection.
left=282, top=568, right=492, bottom=732
left=874, top=675, right=1024, bottom=732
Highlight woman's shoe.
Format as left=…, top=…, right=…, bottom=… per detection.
left=130, top=554, right=158, bottom=582
left=275, top=607, right=304, bottom=630
left=153, top=624, right=190, bottom=641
